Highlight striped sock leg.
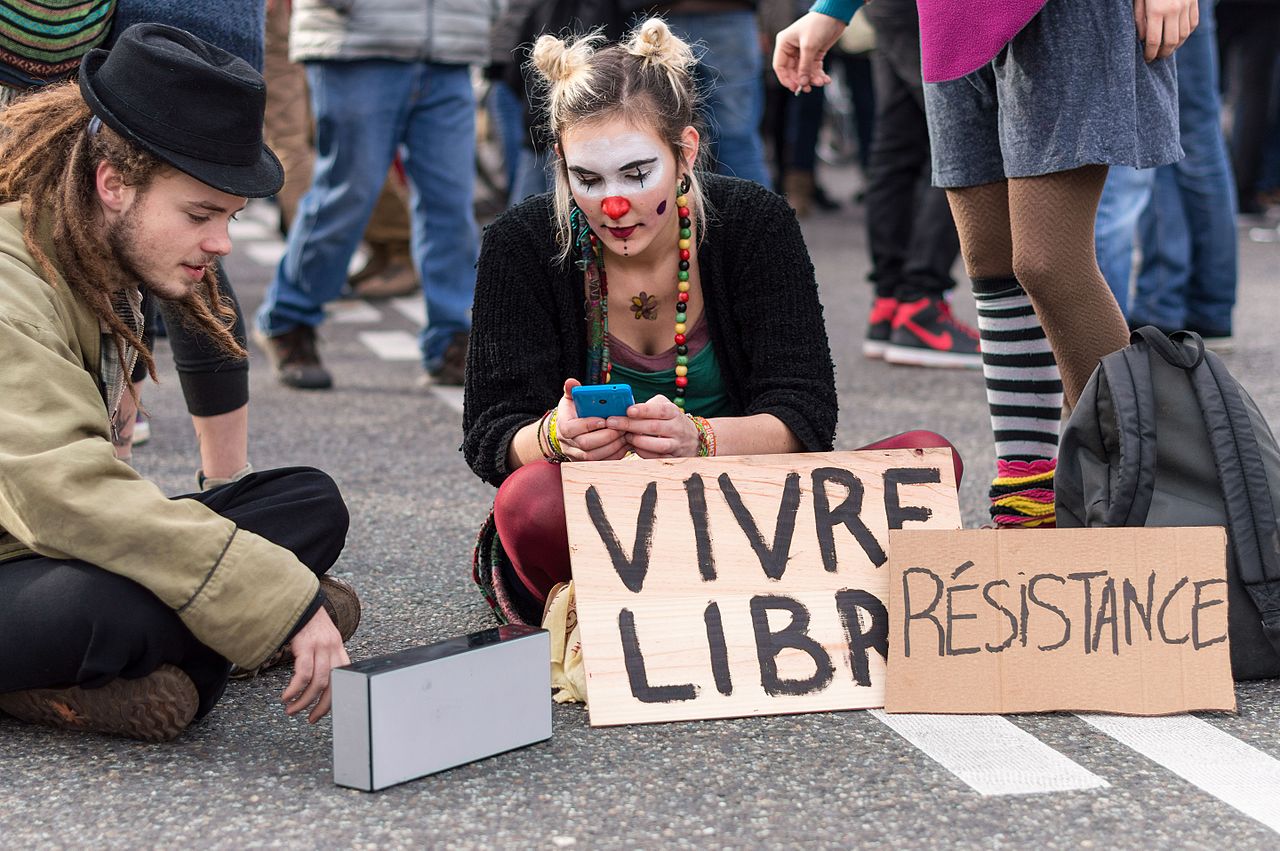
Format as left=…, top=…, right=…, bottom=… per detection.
left=973, top=276, right=1064, bottom=527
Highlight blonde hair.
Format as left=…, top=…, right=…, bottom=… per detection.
left=529, top=18, right=708, bottom=260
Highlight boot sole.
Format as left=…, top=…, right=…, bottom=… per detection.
left=0, top=664, right=197, bottom=742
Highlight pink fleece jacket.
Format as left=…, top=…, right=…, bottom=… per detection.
left=811, top=0, right=1051, bottom=82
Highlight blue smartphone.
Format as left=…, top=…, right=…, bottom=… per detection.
left=571, top=383, right=635, bottom=419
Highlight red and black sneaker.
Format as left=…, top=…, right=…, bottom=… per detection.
left=884, top=296, right=982, bottom=369
left=863, top=296, right=898, bottom=359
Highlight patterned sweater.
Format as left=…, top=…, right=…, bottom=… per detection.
left=462, top=174, right=838, bottom=486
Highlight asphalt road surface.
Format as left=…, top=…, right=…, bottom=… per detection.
left=3, top=189, right=1279, bottom=849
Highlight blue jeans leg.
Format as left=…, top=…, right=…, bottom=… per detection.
left=257, top=61, right=409, bottom=335
left=1094, top=165, right=1155, bottom=316
left=400, top=63, right=480, bottom=368
left=1133, top=0, right=1238, bottom=333
left=666, top=11, right=771, bottom=188
left=488, top=80, right=526, bottom=196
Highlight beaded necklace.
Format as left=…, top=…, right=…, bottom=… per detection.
left=575, top=176, right=693, bottom=408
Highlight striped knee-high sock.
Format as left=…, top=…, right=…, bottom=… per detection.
left=972, top=276, right=1063, bottom=527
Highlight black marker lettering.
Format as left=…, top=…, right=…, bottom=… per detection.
left=683, top=473, right=716, bottom=581
left=1092, top=577, right=1119, bottom=655
left=703, top=601, right=733, bottom=695
left=718, top=472, right=801, bottom=581
left=586, top=483, right=658, bottom=593
left=982, top=580, right=1018, bottom=652
left=811, top=467, right=887, bottom=571
left=1067, top=571, right=1107, bottom=654
left=902, top=567, right=945, bottom=658
left=1123, top=571, right=1155, bottom=645
left=1028, top=574, right=1071, bottom=651
left=618, top=608, right=697, bottom=703
left=883, top=467, right=940, bottom=529
left=749, top=595, right=835, bottom=696
left=835, top=589, right=888, bottom=687
left=1157, top=576, right=1190, bottom=644
left=945, top=584, right=981, bottom=655
left=1191, top=578, right=1228, bottom=650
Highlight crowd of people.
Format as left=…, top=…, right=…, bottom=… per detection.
left=0, top=0, right=1274, bottom=741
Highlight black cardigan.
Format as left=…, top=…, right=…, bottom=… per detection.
left=462, top=174, right=837, bottom=486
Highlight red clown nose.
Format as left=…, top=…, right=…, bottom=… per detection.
left=601, top=196, right=631, bottom=220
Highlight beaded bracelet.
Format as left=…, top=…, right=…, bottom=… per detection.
left=686, top=414, right=717, bottom=457
left=547, top=409, right=570, bottom=462
left=535, top=410, right=555, bottom=459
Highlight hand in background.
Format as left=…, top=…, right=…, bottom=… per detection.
left=282, top=605, right=349, bottom=723
left=772, top=12, right=848, bottom=93
left=1135, top=0, right=1199, bottom=62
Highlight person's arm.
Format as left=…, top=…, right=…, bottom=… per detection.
left=772, top=2, right=863, bottom=92
left=0, top=313, right=318, bottom=671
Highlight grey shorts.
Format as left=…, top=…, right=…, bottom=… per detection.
left=923, top=0, right=1182, bottom=188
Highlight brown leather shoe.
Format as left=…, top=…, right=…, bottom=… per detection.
left=425, top=331, right=468, bottom=386
left=254, top=325, right=333, bottom=390
left=351, top=259, right=418, bottom=300
left=0, top=665, right=198, bottom=742
left=229, top=576, right=362, bottom=679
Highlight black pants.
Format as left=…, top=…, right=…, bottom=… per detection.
left=1216, top=2, right=1280, bottom=207
left=862, top=19, right=960, bottom=301
left=0, top=468, right=348, bottom=718
left=134, top=259, right=250, bottom=417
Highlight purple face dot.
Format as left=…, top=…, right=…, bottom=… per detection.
left=656, top=199, right=667, bottom=216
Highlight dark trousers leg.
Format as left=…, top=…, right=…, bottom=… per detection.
left=161, top=260, right=251, bottom=417
left=0, top=467, right=348, bottom=718
left=864, top=26, right=959, bottom=300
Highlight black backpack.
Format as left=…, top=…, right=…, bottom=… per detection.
left=1057, top=327, right=1280, bottom=680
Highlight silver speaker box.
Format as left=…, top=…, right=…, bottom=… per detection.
left=332, top=624, right=552, bottom=791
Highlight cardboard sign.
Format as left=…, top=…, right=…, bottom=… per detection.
left=560, top=449, right=960, bottom=726
left=885, top=527, right=1236, bottom=715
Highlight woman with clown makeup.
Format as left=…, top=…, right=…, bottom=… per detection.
left=464, top=19, right=960, bottom=623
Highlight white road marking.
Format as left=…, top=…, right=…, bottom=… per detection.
left=1078, top=714, right=1280, bottom=833
left=429, top=385, right=464, bottom=413
left=244, top=242, right=285, bottom=268
left=391, top=296, right=427, bottom=327
left=228, top=219, right=275, bottom=241
left=869, top=711, right=1109, bottom=796
left=358, top=331, right=420, bottom=362
left=327, top=301, right=383, bottom=324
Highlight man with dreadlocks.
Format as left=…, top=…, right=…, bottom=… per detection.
left=0, top=24, right=362, bottom=742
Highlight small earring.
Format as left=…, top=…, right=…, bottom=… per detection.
left=678, top=174, right=691, bottom=195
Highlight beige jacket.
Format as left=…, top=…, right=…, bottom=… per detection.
left=0, top=203, right=319, bottom=669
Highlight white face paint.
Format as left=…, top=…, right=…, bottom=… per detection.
left=561, top=121, right=680, bottom=258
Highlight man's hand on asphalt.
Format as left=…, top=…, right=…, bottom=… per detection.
left=1135, top=0, right=1199, bottom=62
left=282, top=605, right=349, bottom=723
left=772, top=12, right=848, bottom=93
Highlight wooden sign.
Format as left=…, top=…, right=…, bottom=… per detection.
left=560, top=449, right=960, bottom=726
left=885, top=527, right=1236, bottom=715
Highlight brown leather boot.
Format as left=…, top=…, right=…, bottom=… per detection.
left=783, top=170, right=815, bottom=219
left=0, top=665, right=198, bottom=742
left=230, top=576, right=362, bottom=679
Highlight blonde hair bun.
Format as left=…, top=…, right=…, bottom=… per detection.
left=625, top=19, right=695, bottom=77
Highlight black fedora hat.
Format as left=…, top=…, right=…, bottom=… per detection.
left=79, top=23, right=283, bottom=199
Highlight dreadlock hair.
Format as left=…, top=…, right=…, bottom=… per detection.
left=529, top=18, right=710, bottom=263
left=0, top=81, right=245, bottom=390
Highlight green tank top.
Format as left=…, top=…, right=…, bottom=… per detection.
left=610, top=342, right=735, bottom=418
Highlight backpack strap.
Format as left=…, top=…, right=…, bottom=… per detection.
left=1187, top=344, right=1280, bottom=654
left=1131, top=326, right=1205, bottom=369
left=1099, top=340, right=1159, bottom=526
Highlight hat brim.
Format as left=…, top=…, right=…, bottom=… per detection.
left=79, top=49, right=285, bottom=199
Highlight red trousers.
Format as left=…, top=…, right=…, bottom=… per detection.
left=494, top=431, right=963, bottom=604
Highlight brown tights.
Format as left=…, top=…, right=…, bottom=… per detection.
left=947, top=164, right=1130, bottom=406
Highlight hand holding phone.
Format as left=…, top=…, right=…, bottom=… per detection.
left=570, top=383, right=635, bottom=420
